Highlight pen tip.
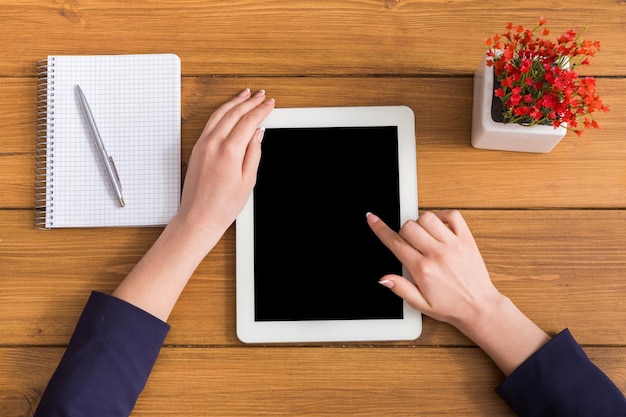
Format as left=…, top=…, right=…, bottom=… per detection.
left=119, top=198, right=126, bottom=208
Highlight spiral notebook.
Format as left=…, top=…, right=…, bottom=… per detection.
left=35, top=54, right=181, bottom=229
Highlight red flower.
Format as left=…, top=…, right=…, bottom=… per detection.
left=519, top=58, right=532, bottom=73
left=484, top=18, right=609, bottom=136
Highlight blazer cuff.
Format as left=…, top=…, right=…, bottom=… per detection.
left=496, top=328, right=626, bottom=417
left=35, top=291, right=170, bottom=417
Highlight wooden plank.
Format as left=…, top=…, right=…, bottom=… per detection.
left=1, top=209, right=625, bottom=346
left=1, top=346, right=624, bottom=417
left=3, top=4, right=624, bottom=417
left=1, top=76, right=625, bottom=209
left=1, top=1, right=624, bottom=77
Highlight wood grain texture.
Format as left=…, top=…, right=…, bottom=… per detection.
left=1, top=77, right=625, bottom=209
left=1, top=1, right=625, bottom=415
left=2, top=346, right=625, bottom=417
left=2, top=209, right=625, bottom=346
left=1, top=1, right=625, bottom=77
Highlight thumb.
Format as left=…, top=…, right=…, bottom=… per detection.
left=379, top=274, right=428, bottom=314
left=242, top=127, right=265, bottom=182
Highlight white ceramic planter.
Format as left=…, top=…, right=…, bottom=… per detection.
left=471, top=53, right=567, bottom=153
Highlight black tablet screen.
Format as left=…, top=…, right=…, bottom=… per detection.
left=253, top=127, right=404, bottom=321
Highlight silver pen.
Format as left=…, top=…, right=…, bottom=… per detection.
left=75, top=85, right=125, bottom=207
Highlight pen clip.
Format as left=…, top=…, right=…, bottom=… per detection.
left=108, top=156, right=122, bottom=191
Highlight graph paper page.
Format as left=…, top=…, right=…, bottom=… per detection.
left=44, top=54, right=180, bottom=228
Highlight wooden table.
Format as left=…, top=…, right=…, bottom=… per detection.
left=1, top=1, right=625, bottom=416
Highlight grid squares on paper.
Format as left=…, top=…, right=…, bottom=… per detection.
left=44, top=54, right=181, bottom=228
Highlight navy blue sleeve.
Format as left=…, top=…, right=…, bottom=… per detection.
left=496, top=328, right=626, bottom=417
left=34, top=291, right=171, bottom=417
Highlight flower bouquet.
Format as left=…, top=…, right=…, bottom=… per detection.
left=471, top=18, right=609, bottom=152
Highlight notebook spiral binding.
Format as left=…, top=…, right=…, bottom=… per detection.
left=35, top=57, right=54, bottom=230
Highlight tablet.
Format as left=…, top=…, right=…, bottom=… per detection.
left=236, top=105, right=421, bottom=343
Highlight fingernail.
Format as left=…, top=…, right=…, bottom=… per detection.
left=366, top=212, right=380, bottom=223
left=265, top=98, right=275, bottom=106
left=254, top=89, right=266, bottom=97
left=379, top=280, right=395, bottom=289
left=239, top=88, right=251, bottom=97
left=256, top=127, right=266, bottom=143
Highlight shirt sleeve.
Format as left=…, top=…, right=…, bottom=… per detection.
left=496, top=328, right=626, bottom=417
left=34, top=291, right=171, bottom=417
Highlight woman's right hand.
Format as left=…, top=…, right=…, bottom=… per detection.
left=366, top=209, right=501, bottom=329
left=366, top=209, right=551, bottom=376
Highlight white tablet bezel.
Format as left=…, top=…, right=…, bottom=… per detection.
left=236, top=105, right=421, bottom=343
